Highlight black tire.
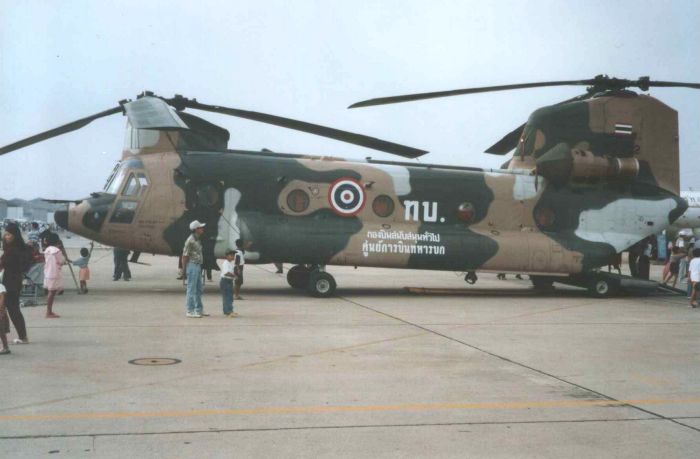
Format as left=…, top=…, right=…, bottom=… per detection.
left=588, top=276, right=619, bottom=298
left=307, top=271, right=337, bottom=298
left=287, top=265, right=311, bottom=289
left=531, top=276, right=554, bottom=291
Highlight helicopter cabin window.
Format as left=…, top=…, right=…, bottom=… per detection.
left=105, top=166, right=128, bottom=195
left=110, top=200, right=138, bottom=224
left=122, top=174, right=140, bottom=197
left=103, top=162, right=121, bottom=192
left=286, top=189, right=310, bottom=213
left=372, top=195, right=394, bottom=218
left=136, top=173, right=149, bottom=195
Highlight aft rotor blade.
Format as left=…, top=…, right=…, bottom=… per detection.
left=349, top=76, right=700, bottom=109
left=484, top=93, right=590, bottom=155
left=0, top=106, right=122, bottom=156
left=646, top=80, right=700, bottom=90
left=349, top=80, right=595, bottom=108
left=182, top=99, right=428, bottom=158
left=484, top=123, right=527, bottom=155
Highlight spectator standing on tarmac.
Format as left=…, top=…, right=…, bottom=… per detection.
left=72, top=247, right=92, bottom=293
left=112, top=247, right=131, bottom=281
left=0, top=284, right=10, bottom=354
left=182, top=220, right=208, bottom=318
left=43, top=233, right=65, bottom=318
left=0, top=223, right=30, bottom=344
left=27, top=222, right=41, bottom=246
left=689, top=248, right=700, bottom=308
left=637, top=237, right=653, bottom=280
left=220, top=250, right=238, bottom=317
left=663, top=247, right=685, bottom=287
left=234, top=239, right=245, bottom=300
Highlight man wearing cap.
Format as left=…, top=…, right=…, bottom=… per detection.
left=182, top=220, right=207, bottom=318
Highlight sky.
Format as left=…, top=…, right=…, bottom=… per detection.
left=1, top=0, right=698, bottom=200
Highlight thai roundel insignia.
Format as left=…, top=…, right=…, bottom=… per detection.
left=328, top=178, right=365, bottom=216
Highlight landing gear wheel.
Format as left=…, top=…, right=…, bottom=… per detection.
left=287, top=265, right=312, bottom=289
left=531, top=276, right=554, bottom=291
left=588, top=276, right=619, bottom=298
left=308, top=271, right=337, bottom=298
left=464, top=271, right=478, bottom=285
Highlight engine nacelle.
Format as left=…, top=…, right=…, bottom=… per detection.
left=535, top=143, right=639, bottom=186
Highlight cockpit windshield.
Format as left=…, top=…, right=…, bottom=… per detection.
left=104, top=162, right=128, bottom=194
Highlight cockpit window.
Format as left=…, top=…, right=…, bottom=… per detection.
left=110, top=200, right=138, bottom=224
left=122, top=174, right=140, bottom=196
left=137, top=173, right=149, bottom=195
left=103, top=162, right=121, bottom=192
left=105, top=166, right=128, bottom=195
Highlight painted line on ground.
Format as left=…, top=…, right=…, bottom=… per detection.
left=1, top=397, right=700, bottom=422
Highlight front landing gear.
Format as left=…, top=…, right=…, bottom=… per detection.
left=287, top=265, right=337, bottom=297
left=308, top=270, right=337, bottom=298
left=287, top=265, right=312, bottom=289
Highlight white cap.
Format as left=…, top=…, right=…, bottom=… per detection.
left=189, top=220, right=206, bottom=231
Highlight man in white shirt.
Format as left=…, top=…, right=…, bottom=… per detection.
left=689, top=248, right=700, bottom=308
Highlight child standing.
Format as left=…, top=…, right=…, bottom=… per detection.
left=689, top=248, right=700, bottom=308
left=0, top=283, right=10, bottom=355
left=72, top=246, right=92, bottom=293
left=43, top=233, right=65, bottom=318
left=220, top=250, right=237, bottom=317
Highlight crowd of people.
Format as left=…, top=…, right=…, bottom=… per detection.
left=3, top=216, right=699, bottom=355
left=0, top=218, right=250, bottom=354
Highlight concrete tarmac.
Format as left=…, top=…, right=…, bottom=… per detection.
left=1, top=248, right=699, bottom=458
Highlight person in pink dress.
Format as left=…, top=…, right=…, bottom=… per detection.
left=43, top=233, right=65, bottom=318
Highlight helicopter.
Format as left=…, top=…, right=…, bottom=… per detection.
left=0, top=75, right=695, bottom=297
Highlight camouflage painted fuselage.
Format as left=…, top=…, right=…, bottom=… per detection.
left=61, top=146, right=685, bottom=276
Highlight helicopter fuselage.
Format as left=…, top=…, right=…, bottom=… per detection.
left=56, top=146, right=685, bottom=275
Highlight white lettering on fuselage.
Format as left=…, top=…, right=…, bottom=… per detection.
left=404, top=200, right=439, bottom=222
left=362, top=230, right=445, bottom=257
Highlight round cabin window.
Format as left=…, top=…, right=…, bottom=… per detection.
left=457, top=202, right=475, bottom=222
left=535, top=207, right=556, bottom=228
left=286, top=189, right=310, bottom=213
left=372, top=195, right=395, bottom=218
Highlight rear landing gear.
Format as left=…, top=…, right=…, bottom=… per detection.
left=588, top=275, right=619, bottom=298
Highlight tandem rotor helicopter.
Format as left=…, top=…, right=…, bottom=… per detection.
left=1, top=75, right=697, bottom=297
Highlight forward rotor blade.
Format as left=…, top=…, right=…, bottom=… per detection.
left=0, top=106, right=122, bottom=156
left=349, top=80, right=595, bottom=108
left=181, top=99, right=428, bottom=158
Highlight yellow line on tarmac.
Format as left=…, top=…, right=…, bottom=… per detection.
left=2, top=397, right=700, bottom=422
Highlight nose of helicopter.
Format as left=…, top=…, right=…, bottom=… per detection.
left=53, top=194, right=116, bottom=237
left=54, top=209, right=68, bottom=230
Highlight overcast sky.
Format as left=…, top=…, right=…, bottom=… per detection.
left=1, top=0, right=698, bottom=200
